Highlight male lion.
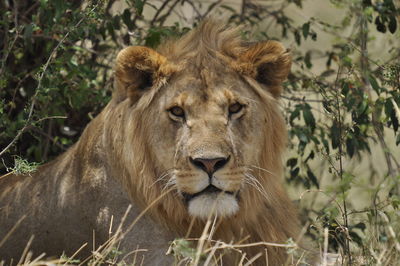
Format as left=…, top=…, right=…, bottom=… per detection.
left=0, top=20, right=301, bottom=265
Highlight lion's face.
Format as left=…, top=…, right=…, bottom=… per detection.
left=114, top=34, right=290, bottom=220
left=150, top=67, right=268, bottom=219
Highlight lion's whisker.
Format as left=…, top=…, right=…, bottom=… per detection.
left=241, top=96, right=257, bottom=104
left=244, top=174, right=264, bottom=194
left=245, top=182, right=269, bottom=201
left=248, top=165, right=278, bottom=178
left=247, top=172, right=270, bottom=193
left=150, top=169, right=174, bottom=187
left=244, top=173, right=269, bottom=200
left=162, top=175, right=177, bottom=192
left=244, top=168, right=267, bottom=189
left=243, top=178, right=269, bottom=200
left=244, top=175, right=262, bottom=192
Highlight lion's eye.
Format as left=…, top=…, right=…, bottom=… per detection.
left=169, top=106, right=185, bottom=118
left=228, top=102, right=243, bottom=115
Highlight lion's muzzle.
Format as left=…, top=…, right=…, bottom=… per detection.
left=182, top=184, right=235, bottom=202
left=185, top=186, right=239, bottom=219
left=189, top=156, right=230, bottom=177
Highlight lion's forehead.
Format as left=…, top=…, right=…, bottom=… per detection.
left=164, top=72, right=254, bottom=112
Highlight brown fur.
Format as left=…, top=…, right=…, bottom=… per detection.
left=0, top=20, right=299, bottom=265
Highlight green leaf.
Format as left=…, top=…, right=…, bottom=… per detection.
left=40, top=0, right=48, bottom=7
left=326, top=52, right=334, bottom=67
left=311, top=32, right=317, bottom=41
left=122, top=9, right=133, bottom=31
left=54, top=0, right=66, bottom=20
left=388, top=15, right=397, bottom=34
left=292, top=0, right=302, bottom=8
left=384, top=98, right=394, bottom=119
left=302, top=22, right=310, bottom=39
left=331, top=121, right=341, bottom=149
left=294, top=30, right=301, bottom=45
left=134, top=0, right=144, bottom=16
left=304, top=51, right=312, bottom=69
left=305, top=150, right=315, bottom=162
left=322, top=138, right=330, bottom=153
left=307, top=169, right=319, bottom=188
left=220, top=5, right=236, bottom=13
left=322, top=100, right=332, bottom=113
left=290, top=167, right=300, bottom=178
left=309, top=136, right=319, bottom=146
left=356, top=97, right=368, bottom=116
left=349, top=231, right=363, bottom=246
left=171, top=239, right=199, bottom=260
left=298, top=131, right=308, bottom=143
left=353, top=222, right=366, bottom=231
left=339, top=172, right=354, bottom=191
left=302, top=104, right=316, bottom=132
left=320, top=69, right=335, bottom=78
left=341, top=82, right=350, bottom=96
left=290, top=106, right=300, bottom=124
left=369, top=75, right=381, bottom=93
left=391, top=195, right=400, bottom=209
left=390, top=109, right=399, bottom=132
left=346, top=136, right=355, bottom=158
left=375, top=16, right=387, bottom=33
left=23, top=24, right=34, bottom=49
left=106, top=21, right=116, bottom=40
left=325, top=205, right=339, bottom=218
left=112, top=15, right=121, bottom=30
left=145, top=29, right=161, bottom=47
left=287, top=158, right=298, bottom=168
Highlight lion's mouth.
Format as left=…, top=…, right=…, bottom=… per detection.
left=182, top=185, right=235, bottom=202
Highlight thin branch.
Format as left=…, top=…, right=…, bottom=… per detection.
left=0, top=28, right=20, bottom=77
left=332, top=61, right=352, bottom=264
left=202, top=0, right=223, bottom=19
left=185, top=0, right=202, bottom=18
left=240, top=0, right=247, bottom=22
left=281, top=95, right=324, bottom=103
left=158, top=0, right=181, bottom=27
left=150, top=0, right=172, bottom=26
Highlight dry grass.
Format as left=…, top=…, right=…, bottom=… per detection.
left=1, top=184, right=399, bottom=266
left=1, top=219, right=398, bottom=265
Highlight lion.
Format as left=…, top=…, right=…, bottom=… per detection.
left=0, top=20, right=301, bottom=265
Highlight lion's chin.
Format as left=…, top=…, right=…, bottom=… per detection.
left=187, top=193, right=239, bottom=219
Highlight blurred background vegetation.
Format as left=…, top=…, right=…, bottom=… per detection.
left=0, top=0, right=399, bottom=265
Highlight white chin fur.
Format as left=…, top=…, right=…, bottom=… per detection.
left=188, top=193, right=239, bottom=219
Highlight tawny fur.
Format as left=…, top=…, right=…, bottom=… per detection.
left=0, top=20, right=299, bottom=265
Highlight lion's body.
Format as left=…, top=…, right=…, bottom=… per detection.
left=0, top=116, right=172, bottom=265
left=1, top=20, right=301, bottom=265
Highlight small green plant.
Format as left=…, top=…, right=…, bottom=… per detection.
left=168, top=238, right=203, bottom=263
left=60, top=254, right=81, bottom=264
left=8, top=156, right=40, bottom=175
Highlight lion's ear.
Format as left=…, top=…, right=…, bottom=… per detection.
left=114, top=46, right=174, bottom=103
left=238, top=41, right=291, bottom=97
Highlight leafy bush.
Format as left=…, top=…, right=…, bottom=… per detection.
left=1, top=0, right=399, bottom=264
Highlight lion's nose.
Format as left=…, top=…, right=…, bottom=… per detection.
left=189, top=156, right=230, bottom=176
